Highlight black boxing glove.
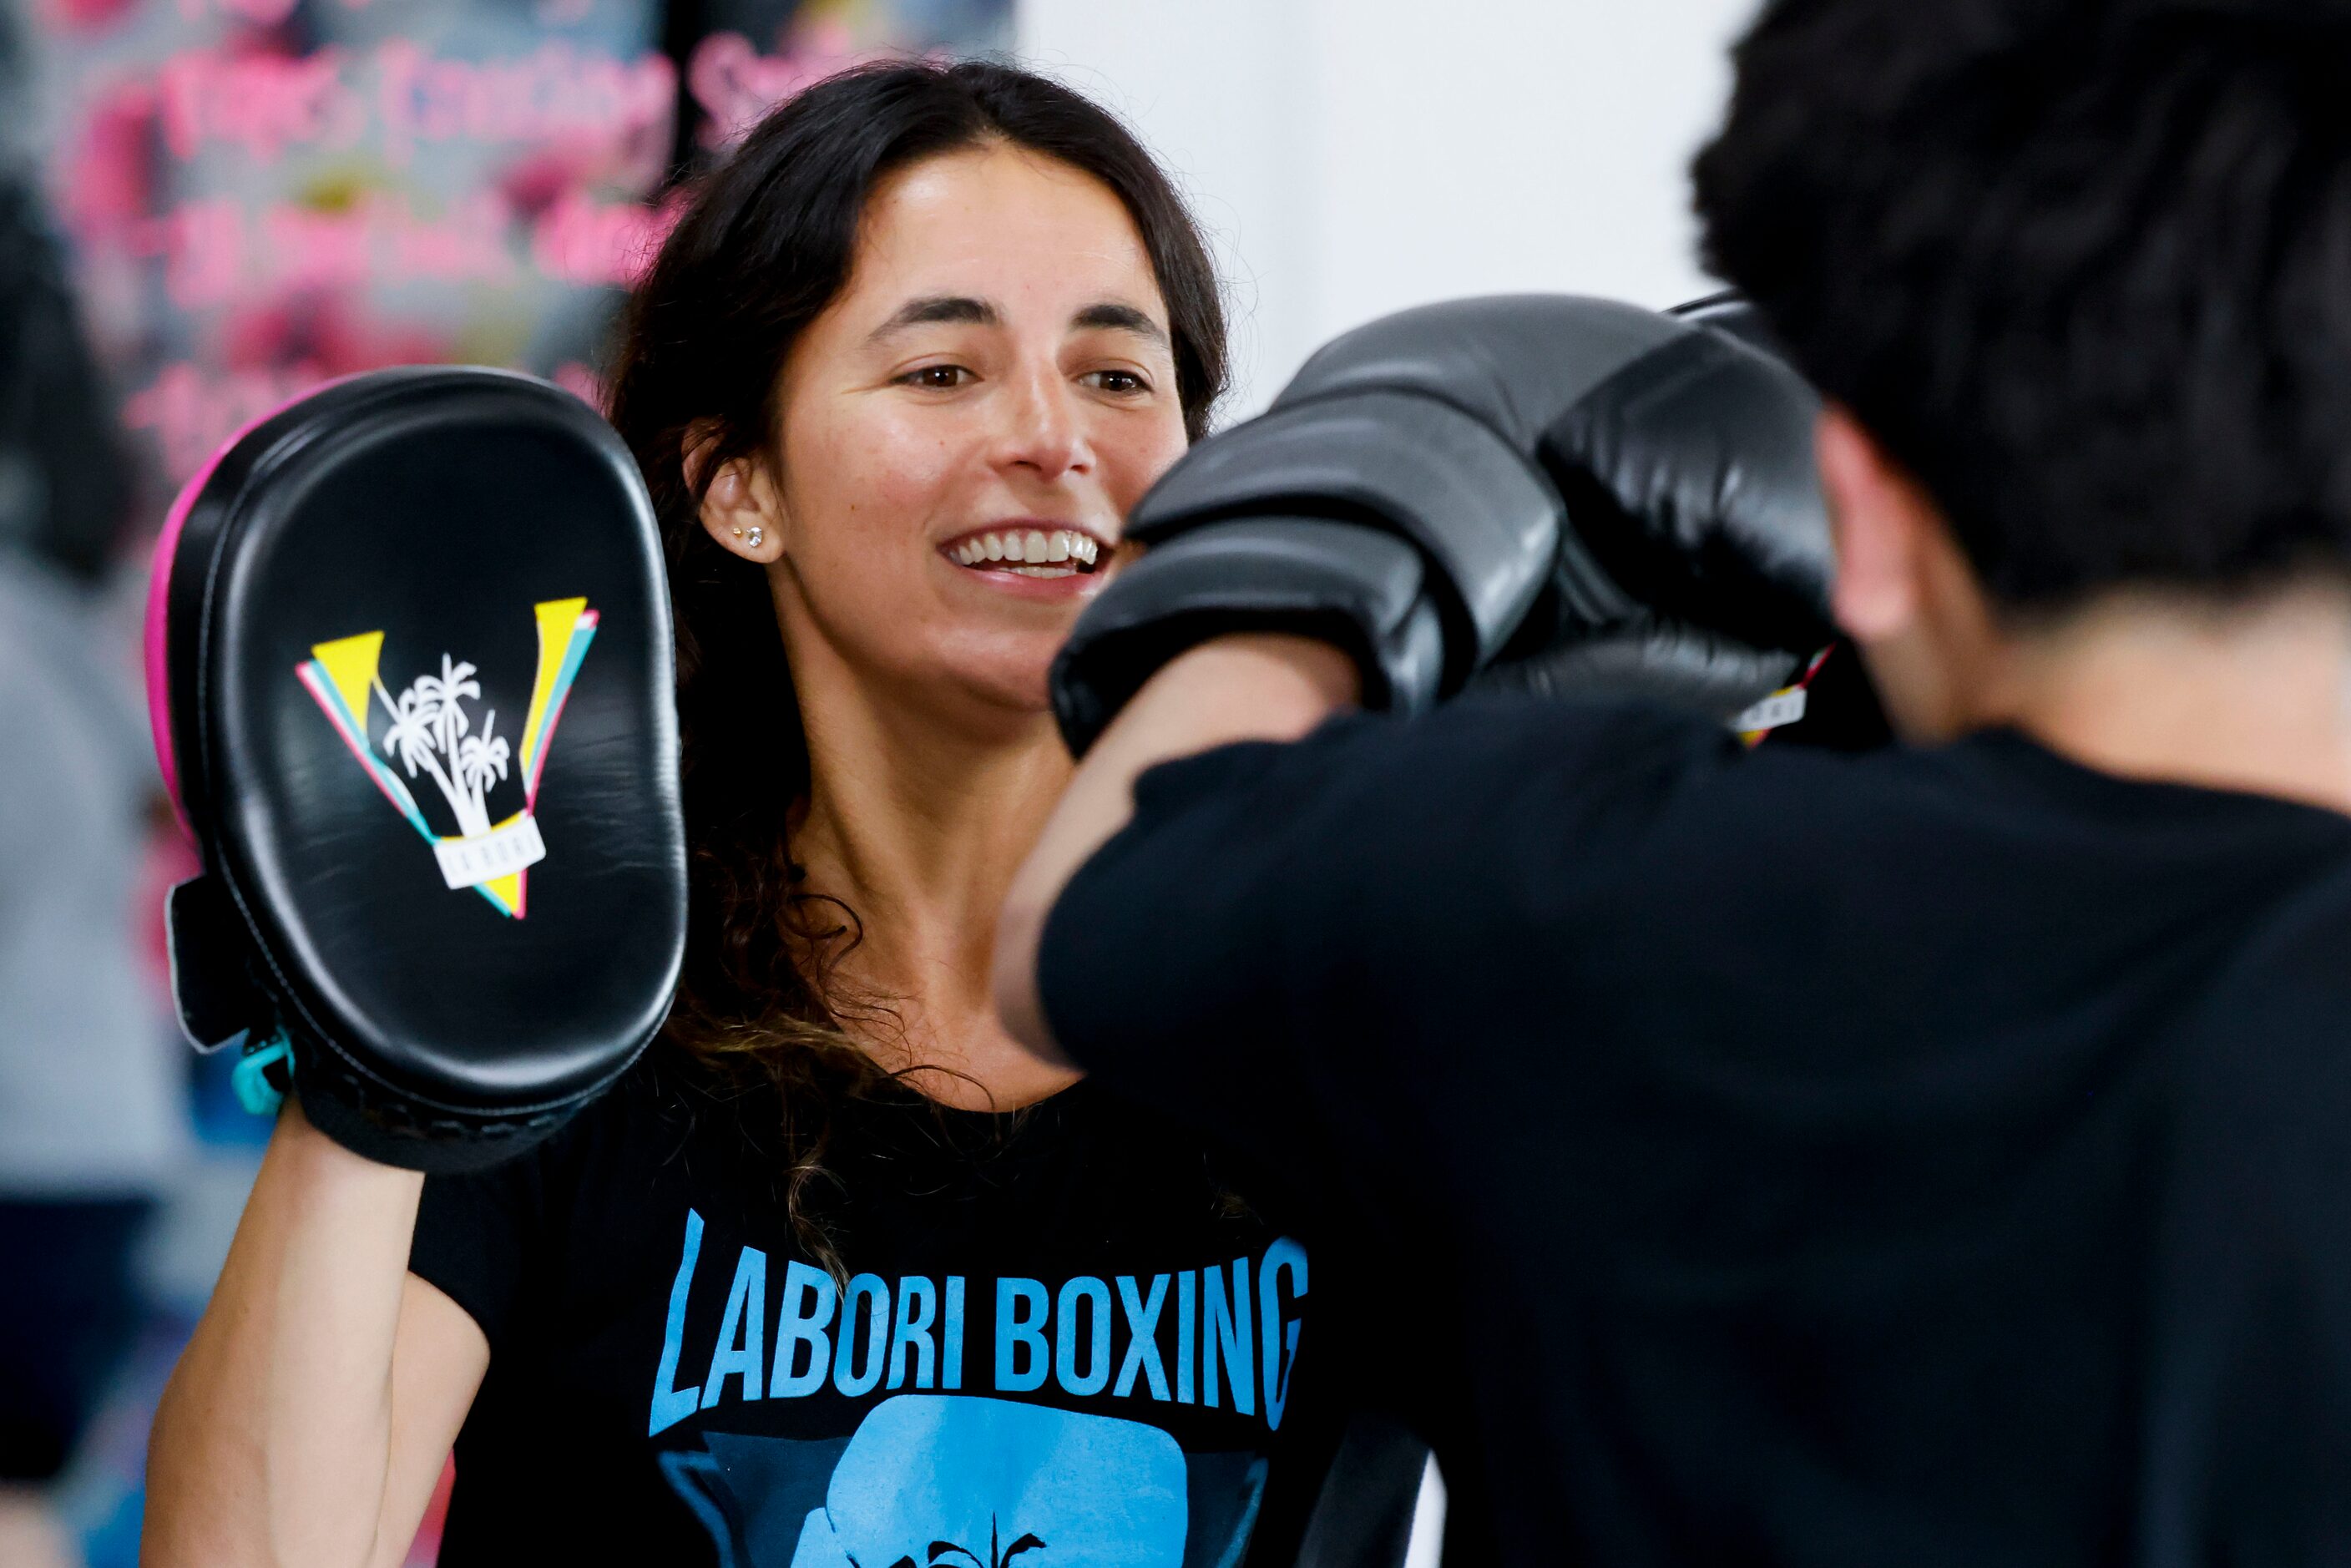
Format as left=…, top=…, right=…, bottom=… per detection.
left=149, top=367, right=687, bottom=1171
left=1473, top=294, right=1836, bottom=718
left=1053, top=294, right=1845, bottom=756
left=1045, top=515, right=1443, bottom=736
left=1048, top=377, right=1571, bottom=751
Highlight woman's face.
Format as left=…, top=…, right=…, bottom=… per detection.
left=705, top=142, right=1191, bottom=722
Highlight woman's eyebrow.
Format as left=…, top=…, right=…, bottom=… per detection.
left=867, top=295, right=999, bottom=342
left=1072, top=301, right=1167, bottom=345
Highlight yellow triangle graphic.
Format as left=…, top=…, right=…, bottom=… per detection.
left=311, top=631, right=385, bottom=728
left=520, top=598, right=588, bottom=773
left=480, top=809, right=531, bottom=918
left=481, top=870, right=523, bottom=913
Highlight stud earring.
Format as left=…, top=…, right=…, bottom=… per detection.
left=746, top=525, right=765, bottom=549
left=730, top=527, right=743, bottom=538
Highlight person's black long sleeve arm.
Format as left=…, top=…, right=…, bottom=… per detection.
left=996, top=631, right=1738, bottom=1181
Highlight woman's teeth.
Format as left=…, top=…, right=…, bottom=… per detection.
left=948, top=529, right=1101, bottom=575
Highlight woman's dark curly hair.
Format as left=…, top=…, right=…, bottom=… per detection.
left=605, top=58, right=1227, bottom=1266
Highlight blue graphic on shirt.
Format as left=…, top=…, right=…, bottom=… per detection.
left=796, top=1395, right=1184, bottom=1565
left=661, top=1396, right=1268, bottom=1568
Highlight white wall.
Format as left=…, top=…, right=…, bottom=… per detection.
left=1018, top=0, right=1760, bottom=422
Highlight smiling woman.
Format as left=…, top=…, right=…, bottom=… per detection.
left=610, top=63, right=1218, bottom=1126
left=399, top=61, right=1373, bottom=1568
left=140, top=58, right=1411, bottom=1568
left=392, top=61, right=1349, bottom=1568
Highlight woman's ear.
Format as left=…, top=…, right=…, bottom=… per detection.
left=690, top=428, right=786, bottom=564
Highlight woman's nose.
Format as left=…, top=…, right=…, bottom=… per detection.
left=993, top=365, right=1090, bottom=483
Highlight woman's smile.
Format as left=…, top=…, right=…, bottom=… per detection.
left=936, top=520, right=1116, bottom=601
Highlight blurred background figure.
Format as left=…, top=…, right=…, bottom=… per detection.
left=0, top=157, right=180, bottom=1568
left=1, top=0, right=1757, bottom=1559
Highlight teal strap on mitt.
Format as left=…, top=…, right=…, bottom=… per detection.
left=232, top=1031, right=294, bottom=1117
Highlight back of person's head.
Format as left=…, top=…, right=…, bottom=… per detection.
left=1694, top=0, right=2351, bottom=611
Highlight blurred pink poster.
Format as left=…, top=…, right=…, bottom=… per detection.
left=18, top=0, right=1010, bottom=495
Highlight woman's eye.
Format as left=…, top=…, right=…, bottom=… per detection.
left=1086, top=369, right=1150, bottom=395
left=900, top=366, right=973, bottom=390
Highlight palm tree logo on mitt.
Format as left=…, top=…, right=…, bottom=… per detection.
left=379, top=655, right=513, bottom=842
left=293, top=598, right=599, bottom=919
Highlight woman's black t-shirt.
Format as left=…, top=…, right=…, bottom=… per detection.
left=409, top=1056, right=1319, bottom=1567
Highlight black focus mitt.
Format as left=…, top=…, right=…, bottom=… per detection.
left=148, top=367, right=687, bottom=1171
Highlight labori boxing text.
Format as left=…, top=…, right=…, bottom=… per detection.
left=649, top=1211, right=1308, bottom=1437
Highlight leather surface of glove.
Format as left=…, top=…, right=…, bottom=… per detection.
left=149, top=367, right=687, bottom=1171
left=1054, top=294, right=1858, bottom=755
left=1047, top=515, right=1440, bottom=752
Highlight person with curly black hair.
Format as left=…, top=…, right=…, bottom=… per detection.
left=994, top=2, right=2351, bottom=1562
